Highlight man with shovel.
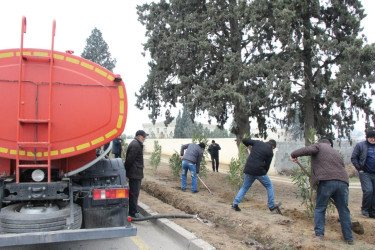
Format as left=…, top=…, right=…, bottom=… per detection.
left=180, top=142, right=206, bottom=193
left=290, top=137, right=354, bottom=245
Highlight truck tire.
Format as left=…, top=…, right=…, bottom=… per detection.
left=0, top=202, right=82, bottom=233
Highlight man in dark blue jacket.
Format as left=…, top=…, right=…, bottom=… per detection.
left=112, top=137, right=123, bottom=158
left=351, top=130, right=375, bottom=218
left=232, top=138, right=281, bottom=213
left=125, top=130, right=148, bottom=218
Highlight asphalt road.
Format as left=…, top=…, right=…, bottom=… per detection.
left=2, top=221, right=185, bottom=250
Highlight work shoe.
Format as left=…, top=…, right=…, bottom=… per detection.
left=181, top=188, right=186, bottom=192
left=269, top=202, right=282, bottom=214
left=192, top=190, right=199, bottom=193
left=361, top=210, right=369, bottom=217
left=130, top=213, right=141, bottom=218
left=312, top=234, right=324, bottom=240
left=347, top=240, right=354, bottom=245
left=232, top=204, right=241, bottom=211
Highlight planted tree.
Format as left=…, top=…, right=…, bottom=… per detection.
left=169, top=152, right=182, bottom=178
left=150, top=140, right=162, bottom=173
left=227, top=135, right=249, bottom=194
left=192, top=134, right=208, bottom=177
left=120, top=134, right=128, bottom=162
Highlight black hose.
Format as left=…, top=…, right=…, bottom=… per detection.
left=131, top=214, right=196, bottom=222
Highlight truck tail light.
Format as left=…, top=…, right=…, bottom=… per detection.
left=93, top=188, right=129, bottom=200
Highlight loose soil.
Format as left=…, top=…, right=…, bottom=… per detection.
left=139, top=153, right=375, bottom=249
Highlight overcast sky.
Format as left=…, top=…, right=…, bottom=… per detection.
left=0, top=0, right=374, bottom=136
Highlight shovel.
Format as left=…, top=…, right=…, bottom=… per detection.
left=294, top=160, right=364, bottom=235
left=197, top=175, right=213, bottom=195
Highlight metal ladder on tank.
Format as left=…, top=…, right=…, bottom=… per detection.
left=15, top=17, right=55, bottom=183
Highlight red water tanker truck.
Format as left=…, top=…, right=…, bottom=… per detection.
left=0, top=17, right=136, bottom=246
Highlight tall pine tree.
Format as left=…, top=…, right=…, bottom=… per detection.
left=81, top=28, right=117, bottom=72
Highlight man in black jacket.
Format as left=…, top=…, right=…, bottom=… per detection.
left=125, top=130, right=148, bottom=218
left=232, top=138, right=281, bottom=213
left=208, top=140, right=221, bottom=172
left=351, top=130, right=375, bottom=218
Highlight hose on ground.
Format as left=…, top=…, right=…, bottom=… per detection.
left=131, top=214, right=196, bottom=222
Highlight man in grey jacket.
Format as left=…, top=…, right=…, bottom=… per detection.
left=180, top=142, right=205, bottom=193
left=290, top=138, right=353, bottom=245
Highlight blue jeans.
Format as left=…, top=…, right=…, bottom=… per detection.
left=359, top=172, right=375, bottom=213
left=315, top=180, right=353, bottom=241
left=233, top=174, right=275, bottom=208
left=181, top=160, right=198, bottom=192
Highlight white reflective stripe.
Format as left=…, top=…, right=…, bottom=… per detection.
left=101, top=190, right=106, bottom=199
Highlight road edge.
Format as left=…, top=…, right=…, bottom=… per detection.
left=137, top=201, right=215, bottom=250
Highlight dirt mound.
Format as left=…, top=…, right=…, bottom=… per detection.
left=140, top=155, right=375, bottom=249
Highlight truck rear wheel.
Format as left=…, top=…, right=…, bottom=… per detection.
left=0, top=202, right=82, bottom=233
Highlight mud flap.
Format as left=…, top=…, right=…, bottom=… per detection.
left=82, top=203, right=129, bottom=228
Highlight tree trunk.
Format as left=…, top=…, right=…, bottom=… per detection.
left=302, top=10, right=314, bottom=146
left=234, top=106, right=250, bottom=147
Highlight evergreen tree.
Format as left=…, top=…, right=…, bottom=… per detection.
left=248, top=0, right=375, bottom=144
left=136, top=0, right=375, bottom=146
left=210, top=127, right=230, bottom=138
left=173, top=107, right=197, bottom=138
left=81, top=28, right=117, bottom=71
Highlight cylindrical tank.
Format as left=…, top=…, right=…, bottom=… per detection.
left=0, top=48, right=127, bottom=161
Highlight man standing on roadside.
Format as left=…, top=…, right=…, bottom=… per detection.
left=208, top=140, right=221, bottom=172
left=125, top=130, right=148, bottom=218
left=180, top=142, right=206, bottom=193
left=351, top=129, right=375, bottom=218
left=232, top=138, right=281, bottom=213
left=291, top=137, right=353, bottom=245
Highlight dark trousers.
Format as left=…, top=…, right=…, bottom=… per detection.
left=128, top=178, right=142, bottom=216
left=359, top=172, right=375, bottom=215
left=211, top=155, right=219, bottom=171
left=315, top=180, right=353, bottom=241
left=114, top=153, right=121, bottom=158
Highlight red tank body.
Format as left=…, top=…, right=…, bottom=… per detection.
left=0, top=48, right=127, bottom=160
left=0, top=48, right=127, bottom=177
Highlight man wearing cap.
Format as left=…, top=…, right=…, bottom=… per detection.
left=351, top=129, right=375, bottom=218
left=208, top=140, right=221, bottom=172
left=180, top=142, right=206, bottom=193
left=125, top=130, right=148, bottom=218
left=291, top=137, right=353, bottom=245
left=232, top=138, right=281, bottom=213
